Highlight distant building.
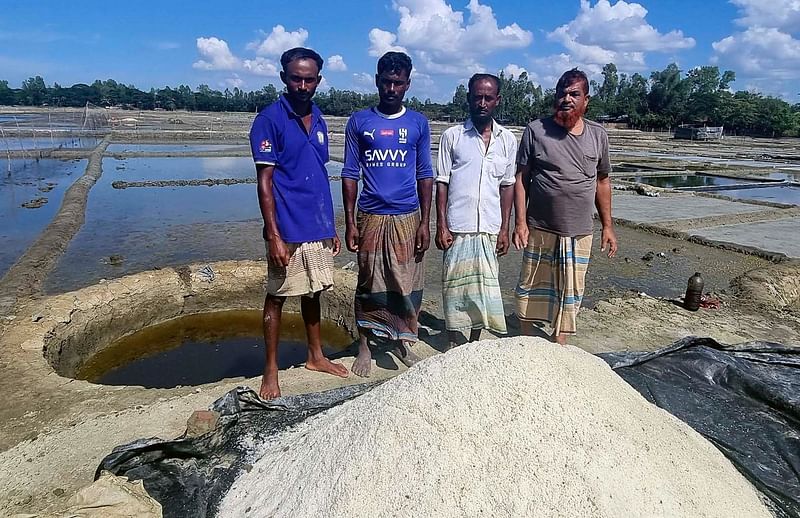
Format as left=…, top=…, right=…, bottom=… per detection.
left=674, top=125, right=724, bottom=140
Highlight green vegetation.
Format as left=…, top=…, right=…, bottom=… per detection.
left=2, top=62, right=798, bottom=136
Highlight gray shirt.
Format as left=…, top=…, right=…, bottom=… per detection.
left=517, top=117, right=611, bottom=237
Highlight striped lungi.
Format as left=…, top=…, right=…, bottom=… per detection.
left=515, top=227, right=592, bottom=335
left=265, top=239, right=334, bottom=297
left=355, top=211, right=423, bottom=342
left=442, top=233, right=507, bottom=334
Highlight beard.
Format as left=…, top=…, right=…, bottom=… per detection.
left=553, top=104, right=585, bottom=129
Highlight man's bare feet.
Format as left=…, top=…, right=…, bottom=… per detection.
left=306, top=356, right=350, bottom=378
left=259, top=369, right=281, bottom=400
left=392, top=341, right=422, bottom=367
left=551, top=331, right=567, bottom=346
left=351, top=336, right=372, bottom=377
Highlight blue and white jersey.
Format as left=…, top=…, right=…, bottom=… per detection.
left=341, top=107, right=434, bottom=215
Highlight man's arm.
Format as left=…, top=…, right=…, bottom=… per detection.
left=595, top=175, right=617, bottom=258
left=416, top=178, right=433, bottom=256
left=341, top=116, right=361, bottom=252
left=435, top=182, right=452, bottom=250
left=435, top=130, right=453, bottom=251
left=497, top=183, right=514, bottom=256
left=512, top=163, right=530, bottom=250
left=257, top=165, right=290, bottom=266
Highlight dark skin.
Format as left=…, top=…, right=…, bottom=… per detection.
left=435, top=78, right=513, bottom=349
left=257, top=57, right=347, bottom=400
left=344, top=67, right=432, bottom=377
left=512, top=77, right=617, bottom=346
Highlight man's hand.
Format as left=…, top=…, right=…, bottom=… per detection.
left=415, top=223, right=430, bottom=257
left=332, top=235, right=341, bottom=257
left=268, top=236, right=290, bottom=267
left=435, top=226, right=453, bottom=250
left=345, top=223, right=359, bottom=253
left=496, top=230, right=510, bottom=257
left=512, top=224, right=529, bottom=250
left=600, top=226, right=618, bottom=258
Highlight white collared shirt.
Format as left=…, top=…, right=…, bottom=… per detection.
left=436, top=119, right=517, bottom=234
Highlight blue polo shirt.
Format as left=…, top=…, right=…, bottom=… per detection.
left=249, top=95, right=335, bottom=244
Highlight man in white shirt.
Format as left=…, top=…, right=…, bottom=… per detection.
left=435, top=73, right=517, bottom=350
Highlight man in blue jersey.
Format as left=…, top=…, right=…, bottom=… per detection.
left=341, top=51, right=434, bottom=377
left=250, top=47, right=348, bottom=400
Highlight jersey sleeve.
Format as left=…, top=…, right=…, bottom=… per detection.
left=249, top=114, right=278, bottom=166
left=341, top=115, right=361, bottom=181
left=435, top=128, right=454, bottom=184
left=415, top=116, right=434, bottom=180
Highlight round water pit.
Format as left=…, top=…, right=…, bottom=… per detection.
left=75, top=310, right=353, bottom=388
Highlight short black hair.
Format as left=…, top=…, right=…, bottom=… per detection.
left=556, top=68, right=589, bottom=95
left=468, top=73, right=501, bottom=96
left=377, top=51, right=413, bottom=77
left=280, top=47, right=324, bottom=73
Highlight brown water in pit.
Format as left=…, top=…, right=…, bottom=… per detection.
left=77, top=310, right=353, bottom=388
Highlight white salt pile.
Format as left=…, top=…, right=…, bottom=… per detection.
left=219, top=337, right=770, bottom=518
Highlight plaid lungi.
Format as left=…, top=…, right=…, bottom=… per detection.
left=442, top=233, right=507, bottom=334
left=515, top=227, right=592, bottom=335
left=265, top=239, right=334, bottom=297
left=355, top=211, right=423, bottom=342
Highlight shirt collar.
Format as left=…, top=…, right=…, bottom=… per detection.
left=279, top=94, right=320, bottom=121
left=464, top=117, right=503, bottom=137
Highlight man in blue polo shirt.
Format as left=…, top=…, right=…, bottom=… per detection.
left=250, top=47, right=348, bottom=400
left=342, top=51, right=434, bottom=377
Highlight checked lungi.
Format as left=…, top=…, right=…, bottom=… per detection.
left=355, top=211, right=424, bottom=342
left=266, top=239, right=335, bottom=297
left=442, top=233, right=507, bottom=334
left=515, top=227, right=592, bottom=335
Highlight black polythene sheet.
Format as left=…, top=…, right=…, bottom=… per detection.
left=99, top=338, right=799, bottom=518
left=600, top=337, right=800, bottom=518
left=96, top=383, right=378, bottom=518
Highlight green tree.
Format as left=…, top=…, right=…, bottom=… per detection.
left=21, top=76, right=48, bottom=105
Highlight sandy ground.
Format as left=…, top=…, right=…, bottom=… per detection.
left=0, top=108, right=799, bottom=516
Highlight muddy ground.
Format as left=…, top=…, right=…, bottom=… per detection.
left=1, top=108, right=799, bottom=516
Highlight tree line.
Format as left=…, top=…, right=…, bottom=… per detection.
left=2, top=62, right=798, bottom=136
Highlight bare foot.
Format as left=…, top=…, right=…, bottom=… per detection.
left=551, top=332, right=567, bottom=346
left=392, top=341, right=422, bottom=368
left=306, top=356, right=350, bottom=378
left=259, top=370, right=281, bottom=400
left=351, top=339, right=372, bottom=378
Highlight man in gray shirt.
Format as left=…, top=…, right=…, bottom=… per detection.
left=512, top=68, right=617, bottom=345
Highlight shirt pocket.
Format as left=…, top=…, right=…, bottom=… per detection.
left=582, top=154, right=598, bottom=178
left=489, top=157, right=509, bottom=178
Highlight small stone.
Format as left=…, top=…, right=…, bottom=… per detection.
left=342, top=261, right=356, bottom=271
left=21, top=197, right=48, bottom=209
left=31, top=313, right=43, bottom=323
left=107, top=254, right=124, bottom=266
left=641, top=252, right=655, bottom=261
left=53, top=488, right=65, bottom=497
left=185, top=410, right=220, bottom=437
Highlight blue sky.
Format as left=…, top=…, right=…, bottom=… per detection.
left=2, top=0, right=799, bottom=102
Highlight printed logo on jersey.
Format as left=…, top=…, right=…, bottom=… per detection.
left=398, top=128, right=408, bottom=144
left=380, top=129, right=394, bottom=137
left=259, top=139, right=272, bottom=153
left=363, top=129, right=376, bottom=140
left=317, top=131, right=325, bottom=145
left=364, top=148, right=408, bottom=168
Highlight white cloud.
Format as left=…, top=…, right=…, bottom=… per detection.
left=710, top=1, right=800, bottom=97
left=193, top=37, right=241, bottom=71
left=502, top=64, right=530, bottom=81
left=353, top=72, right=373, bottom=86
left=368, top=0, right=532, bottom=73
left=242, top=57, right=280, bottom=77
left=247, top=25, right=309, bottom=57
left=368, top=28, right=407, bottom=57
left=327, top=55, right=347, bottom=72
left=712, top=27, right=800, bottom=81
left=225, top=75, right=244, bottom=89
left=154, top=41, right=180, bottom=50
left=546, top=0, right=694, bottom=71
left=730, top=0, right=800, bottom=33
